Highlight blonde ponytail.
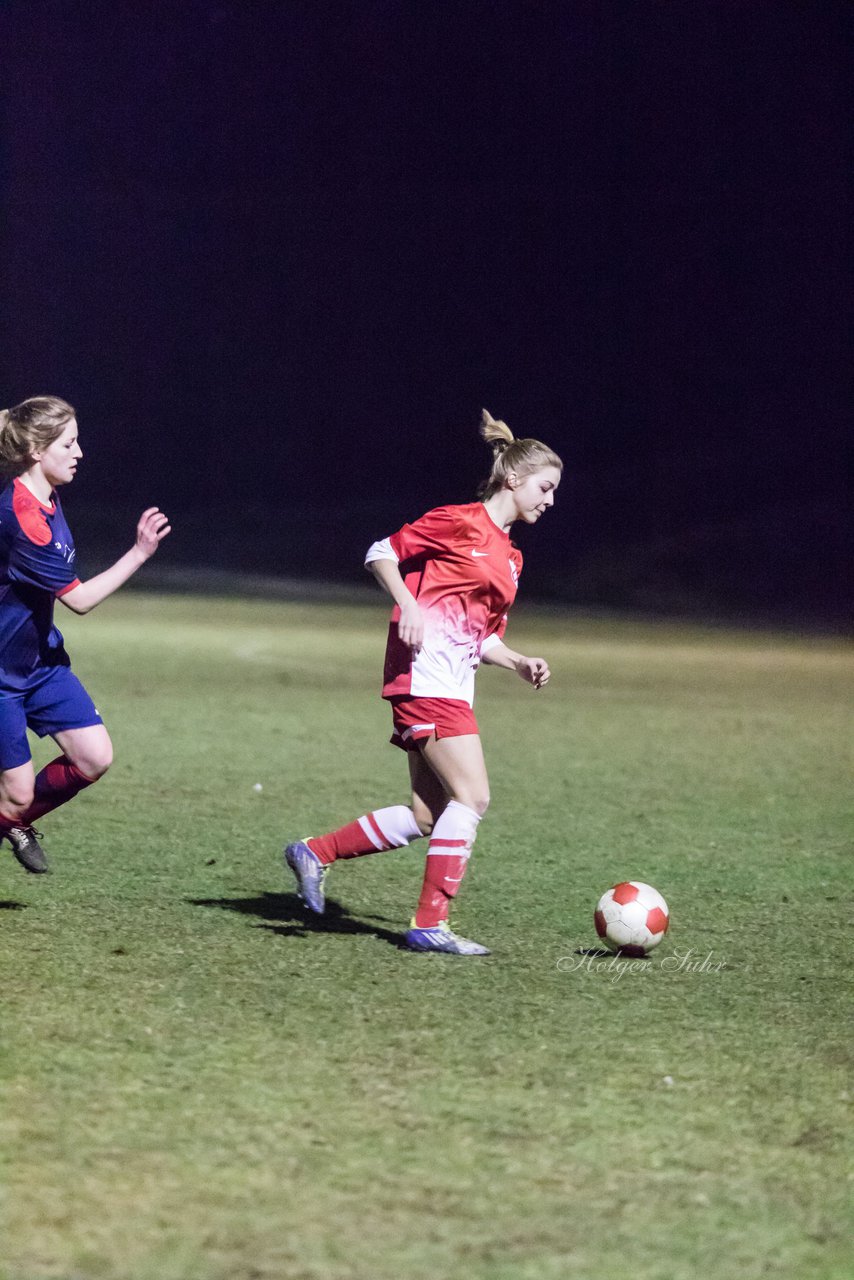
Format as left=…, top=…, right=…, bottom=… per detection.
left=477, top=407, right=562, bottom=499
left=480, top=408, right=515, bottom=452
left=0, top=396, right=76, bottom=475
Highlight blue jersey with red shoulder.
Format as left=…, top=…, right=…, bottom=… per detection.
left=0, top=478, right=82, bottom=689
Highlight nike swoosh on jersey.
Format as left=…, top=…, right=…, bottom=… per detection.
left=471, top=549, right=489, bottom=557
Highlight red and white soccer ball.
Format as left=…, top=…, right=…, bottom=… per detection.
left=594, top=882, right=670, bottom=957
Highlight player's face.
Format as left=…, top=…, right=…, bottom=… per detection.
left=511, top=465, right=561, bottom=523
left=36, top=418, right=83, bottom=488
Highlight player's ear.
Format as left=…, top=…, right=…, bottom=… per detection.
left=507, top=471, right=518, bottom=489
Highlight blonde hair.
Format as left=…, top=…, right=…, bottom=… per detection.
left=0, top=396, right=76, bottom=475
left=478, top=408, right=562, bottom=499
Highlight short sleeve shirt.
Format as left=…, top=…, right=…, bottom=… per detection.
left=0, top=478, right=81, bottom=688
left=380, top=501, right=523, bottom=706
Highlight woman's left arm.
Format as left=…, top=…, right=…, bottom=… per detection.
left=481, top=639, right=551, bottom=689
left=58, top=508, right=171, bottom=615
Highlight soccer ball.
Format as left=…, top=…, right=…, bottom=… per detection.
left=594, top=882, right=670, bottom=957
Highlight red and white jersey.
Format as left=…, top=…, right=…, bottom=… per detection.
left=366, top=502, right=523, bottom=706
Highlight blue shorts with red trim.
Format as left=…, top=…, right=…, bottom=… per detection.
left=0, top=666, right=102, bottom=770
left=388, top=695, right=480, bottom=752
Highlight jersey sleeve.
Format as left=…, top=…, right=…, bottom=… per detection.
left=388, top=506, right=460, bottom=567
left=482, top=616, right=509, bottom=651
left=364, top=535, right=398, bottom=566
left=9, top=529, right=80, bottom=595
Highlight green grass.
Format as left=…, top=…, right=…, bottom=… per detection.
left=1, top=593, right=851, bottom=1280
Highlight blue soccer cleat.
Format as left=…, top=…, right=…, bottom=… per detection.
left=284, top=840, right=328, bottom=913
left=404, top=920, right=491, bottom=956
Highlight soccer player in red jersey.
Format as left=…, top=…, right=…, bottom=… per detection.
left=285, top=410, right=562, bottom=954
left=0, top=396, right=170, bottom=873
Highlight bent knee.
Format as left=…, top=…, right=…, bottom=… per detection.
left=411, top=801, right=437, bottom=838
left=452, top=791, right=490, bottom=819
left=82, top=750, right=113, bottom=781
left=74, top=743, right=114, bottom=781
left=470, top=792, right=490, bottom=819
left=57, top=724, right=114, bottom=781
left=0, top=780, right=35, bottom=811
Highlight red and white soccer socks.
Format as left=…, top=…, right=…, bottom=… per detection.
left=303, top=797, right=483, bottom=930
left=306, top=804, right=423, bottom=864
left=414, top=800, right=481, bottom=929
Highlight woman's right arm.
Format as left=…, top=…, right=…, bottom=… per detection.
left=365, top=550, right=425, bottom=652
left=364, top=509, right=458, bottom=652
left=59, top=508, right=170, bottom=615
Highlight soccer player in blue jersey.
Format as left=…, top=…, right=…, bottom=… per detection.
left=0, top=395, right=170, bottom=873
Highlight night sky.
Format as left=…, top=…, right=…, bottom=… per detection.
left=1, top=1, right=849, bottom=620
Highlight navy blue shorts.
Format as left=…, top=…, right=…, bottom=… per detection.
left=0, top=667, right=103, bottom=770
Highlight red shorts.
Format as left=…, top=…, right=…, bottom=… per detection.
left=388, top=696, right=480, bottom=752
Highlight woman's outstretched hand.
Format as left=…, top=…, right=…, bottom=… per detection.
left=398, top=599, right=425, bottom=653
left=135, top=507, right=172, bottom=560
left=517, top=656, right=551, bottom=689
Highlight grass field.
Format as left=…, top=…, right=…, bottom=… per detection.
left=1, top=592, right=851, bottom=1280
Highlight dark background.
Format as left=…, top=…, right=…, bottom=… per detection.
left=1, top=1, right=849, bottom=622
